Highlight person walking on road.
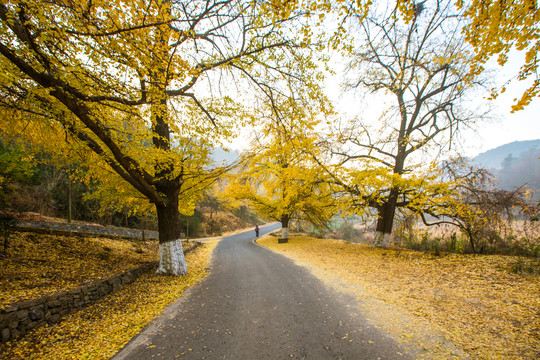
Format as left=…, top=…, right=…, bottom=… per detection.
left=255, top=225, right=260, bottom=237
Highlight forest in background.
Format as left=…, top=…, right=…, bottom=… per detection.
left=0, top=139, right=258, bottom=237
left=1, top=132, right=539, bottom=257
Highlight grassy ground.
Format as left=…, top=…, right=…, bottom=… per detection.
left=0, top=232, right=216, bottom=359
left=258, top=235, right=539, bottom=360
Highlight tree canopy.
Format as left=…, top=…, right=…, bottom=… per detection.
left=398, top=0, right=539, bottom=111
left=1, top=0, right=536, bottom=264
left=269, top=0, right=539, bottom=110
left=227, top=96, right=336, bottom=240
left=0, top=0, right=324, bottom=274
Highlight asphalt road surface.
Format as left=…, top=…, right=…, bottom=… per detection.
left=113, top=224, right=410, bottom=359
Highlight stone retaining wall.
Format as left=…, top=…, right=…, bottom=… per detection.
left=0, top=261, right=158, bottom=343
left=1, top=240, right=204, bottom=343
left=15, top=220, right=160, bottom=240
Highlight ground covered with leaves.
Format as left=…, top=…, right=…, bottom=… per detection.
left=0, top=232, right=201, bottom=307
left=0, top=239, right=216, bottom=359
left=259, top=235, right=539, bottom=359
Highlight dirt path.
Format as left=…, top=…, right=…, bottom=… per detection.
left=112, top=224, right=409, bottom=359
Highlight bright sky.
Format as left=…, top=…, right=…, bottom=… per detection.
left=458, top=58, right=540, bottom=157
left=327, top=48, right=540, bottom=159
left=228, top=36, right=539, bottom=160
left=230, top=73, right=540, bottom=158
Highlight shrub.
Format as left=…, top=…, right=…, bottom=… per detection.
left=207, top=219, right=221, bottom=236
left=509, top=258, right=540, bottom=275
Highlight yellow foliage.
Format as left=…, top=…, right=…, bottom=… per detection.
left=396, top=0, right=540, bottom=111
left=268, top=0, right=538, bottom=109
left=226, top=97, right=337, bottom=227
left=330, top=159, right=455, bottom=218
left=259, top=235, right=539, bottom=359
left=1, top=0, right=317, bottom=218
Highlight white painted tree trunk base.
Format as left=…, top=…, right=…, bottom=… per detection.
left=282, top=226, right=289, bottom=239
left=373, top=232, right=392, bottom=248
left=156, top=239, right=188, bottom=276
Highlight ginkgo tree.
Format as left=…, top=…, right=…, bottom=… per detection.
left=419, top=157, right=535, bottom=254
left=322, top=0, right=489, bottom=246
left=0, top=0, right=321, bottom=274
left=227, top=97, right=336, bottom=242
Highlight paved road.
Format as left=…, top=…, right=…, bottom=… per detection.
left=113, top=224, right=410, bottom=359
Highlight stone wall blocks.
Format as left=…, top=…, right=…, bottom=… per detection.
left=50, top=307, right=61, bottom=315
left=20, top=319, right=32, bottom=330
left=21, top=298, right=46, bottom=309
left=16, top=310, right=29, bottom=321
left=9, top=320, right=19, bottom=329
left=1, top=328, right=10, bottom=342
left=47, top=300, right=61, bottom=308
left=29, top=308, right=44, bottom=321
left=0, top=315, right=9, bottom=328
left=2, top=306, right=18, bottom=314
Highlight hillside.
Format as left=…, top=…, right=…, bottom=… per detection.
left=473, top=139, right=540, bottom=170
left=211, top=147, right=242, bottom=166
left=0, top=233, right=215, bottom=359
left=473, top=140, right=540, bottom=195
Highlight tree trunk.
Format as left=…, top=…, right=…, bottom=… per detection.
left=155, top=193, right=188, bottom=276
left=67, top=177, right=72, bottom=224
left=147, top=5, right=187, bottom=275
left=279, top=213, right=290, bottom=243
left=466, top=227, right=476, bottom=253
left=374, top=189, right=399, bottom=248
left=373, top=137, right=406, bottom=248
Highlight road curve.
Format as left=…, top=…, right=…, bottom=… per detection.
left=112, top=224, right=410, bottom=359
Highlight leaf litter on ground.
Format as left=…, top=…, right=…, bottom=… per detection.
left=0, top=239, right=217, bottom=360
left=258, top=235, right=539, bottom=360
left=0, top=232, right=198, bottom=307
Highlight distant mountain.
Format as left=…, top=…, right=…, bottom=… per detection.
left=211, top=147, right=242, bottom=166
left=473, top=139, right=540, bottom=170
left=473, top=140, right=540, bottom=197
